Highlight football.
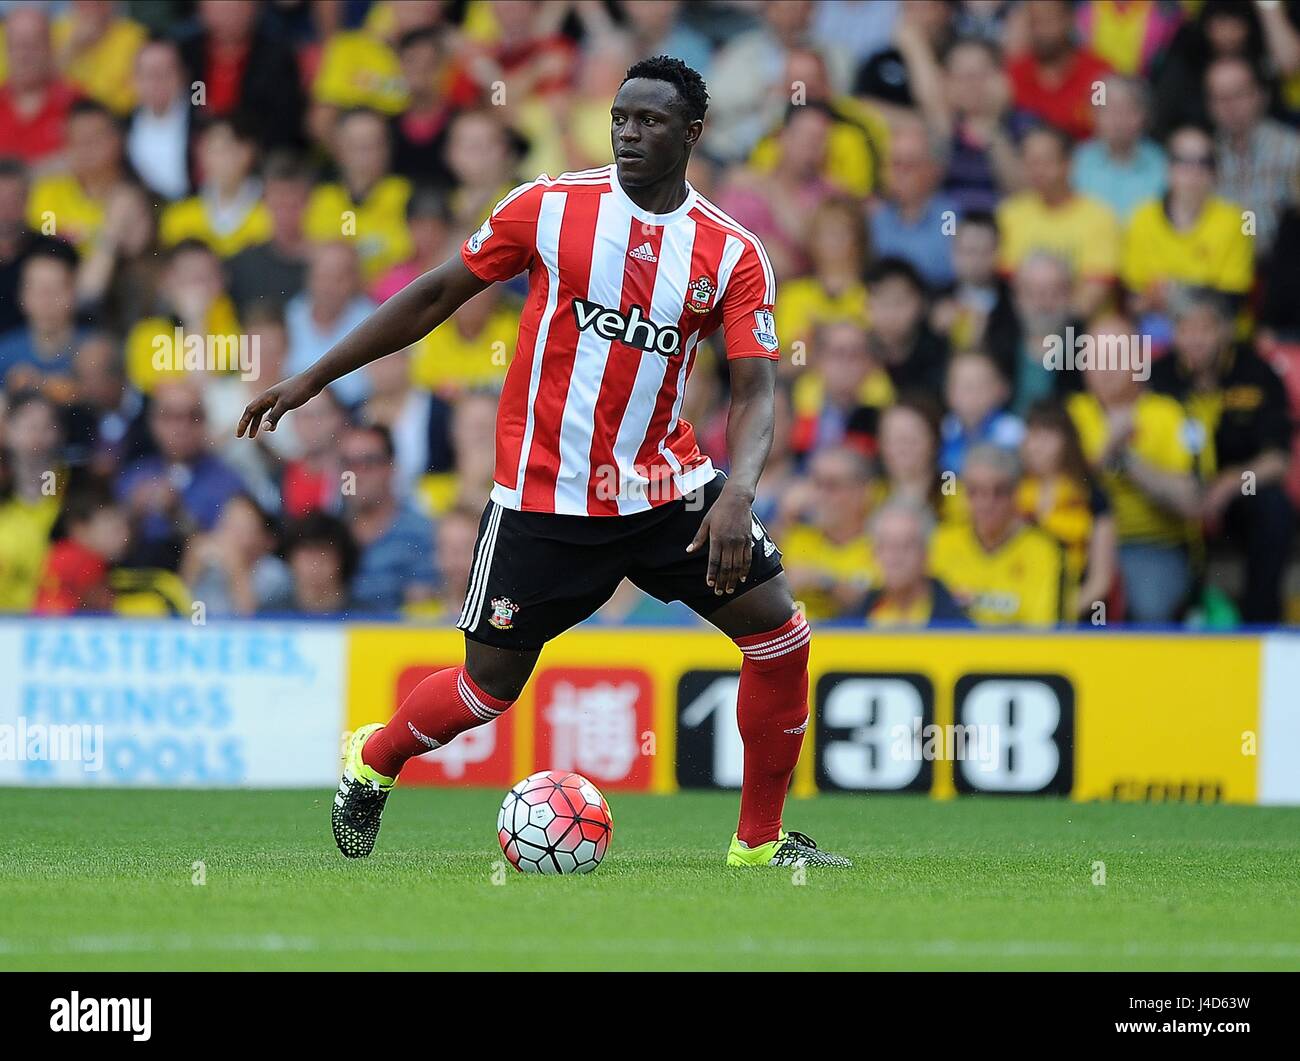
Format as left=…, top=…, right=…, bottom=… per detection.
left=497, top=770, right=613, bottom=874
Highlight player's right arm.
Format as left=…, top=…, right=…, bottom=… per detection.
left=238, top=178, right=545, bottom=438
left=236, top=255, right=488, bottom=437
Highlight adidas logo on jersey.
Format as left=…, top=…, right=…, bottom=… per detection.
left=628, top=241, right=657, bottom=263
left=573, top=298, right=682, bottom=356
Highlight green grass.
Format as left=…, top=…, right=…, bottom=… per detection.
left=1, top=789, right=1298, bottom=971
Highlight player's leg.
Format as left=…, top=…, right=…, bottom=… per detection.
left=629, top=474, right=849, bottom=868
left=706, top=576, right=848, bottom=867
left=333, top=639, right=540, bottom=859
left=707, top=574, right=807, bottom=847
left=334, top=499, right=625, bottom=858
left=359, top=641, right=539, bottom=777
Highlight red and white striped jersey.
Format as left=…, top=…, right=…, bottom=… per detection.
left=459, top=164, right=778, bottom=516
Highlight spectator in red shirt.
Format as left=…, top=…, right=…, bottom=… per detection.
left=34, top=483, right=130, bottom=615
left=280, top=387, right=349, bottom=519
left=460, top=0, right=577, bottom=101
left=175, top=0, right=306, bottom=150
left=1008, top=0, right=1111, bottom=141
left=0, top=7, right=80, bottom=165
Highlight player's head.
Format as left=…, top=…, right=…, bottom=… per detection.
left=612, top=55, right=708, bottom=186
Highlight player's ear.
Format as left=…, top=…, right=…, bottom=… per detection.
left=685, top=119, right=703, bottom=149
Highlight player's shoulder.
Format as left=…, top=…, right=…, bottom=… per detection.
left=549, top=164, right=617, bottom=188
left=489, top=167, right=615, bottom=216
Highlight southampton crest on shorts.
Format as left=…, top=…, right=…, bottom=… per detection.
left=489, top=596, right=520, bottom=630
left=686, top=275, right=715, bottom=313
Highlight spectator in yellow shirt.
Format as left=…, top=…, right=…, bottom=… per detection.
left=304, top=108, right=412, bottom=281
left=26, top=100, right=128, bottom=253
left=159, top=115, right=272, bottom=258
left=774, top=196, right=870, bottom=362
left=790, top=320, right=892, bottom=459
left=1018, top=398, right=1118, bottom=622
left=0, top=391, right=65, bottom=612
left=1067, top=314, right=1201, bottom=622
left=746, top=48, right=891, bottom=200
left=411, top=283, right=518, bottom=396
left=311, top=26, right=408, bottom=118
left=52, top=2, right=147, bottom=115
left=125, top=240, right=243, bottom=394
left=416, top=388, right=499, bottom=518
left=1122, top=125, right=1254, bottom=316
left=776, top=446, right=879, bottom=621
left=859, top=498, right=972, bottom=628
left=930, top=443, right=1066, bottom=626
left=997, top=125, right=1122, bottom=319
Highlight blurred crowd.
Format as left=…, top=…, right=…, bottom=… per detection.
left=2, top=0, right=1300, bottom=629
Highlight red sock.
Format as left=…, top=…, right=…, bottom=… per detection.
left=733, top=612, right=811, bottom=847
left=361, top=666, right=513, bottom=779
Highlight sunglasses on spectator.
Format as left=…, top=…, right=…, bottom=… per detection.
left=1170, top=154, right=1215, bottom=169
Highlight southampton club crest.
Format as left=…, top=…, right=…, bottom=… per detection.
left=489, top=596, right=520, bottom=631
left=686, top=275, right=716, bottom=313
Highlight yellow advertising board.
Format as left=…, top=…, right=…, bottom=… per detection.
left=346, top=626, right=1261, bottom=803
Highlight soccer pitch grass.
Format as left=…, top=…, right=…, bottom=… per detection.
left=1, top=789, right=1298, bottom=971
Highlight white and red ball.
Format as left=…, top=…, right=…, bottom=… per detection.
left=497, top=770, right=613, bottom=874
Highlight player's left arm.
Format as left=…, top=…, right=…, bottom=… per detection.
left=687, top=355, right=776, bottom=596
left=687, top=238, right=781, bottom=596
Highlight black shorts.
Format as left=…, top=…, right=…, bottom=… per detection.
left=455, top=472, right=784, bottom=650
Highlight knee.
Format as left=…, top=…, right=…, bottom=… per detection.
left=465, top=655, right=530, bottom=702
left=462, top=632, right=542, bottom=704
